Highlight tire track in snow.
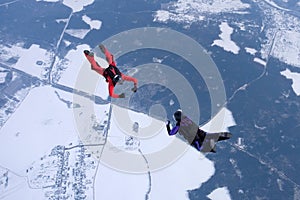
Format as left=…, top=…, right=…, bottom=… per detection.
left=138, top=148, right=152, bottom=200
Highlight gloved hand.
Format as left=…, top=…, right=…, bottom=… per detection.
left=166, top=120, right=170, bottom=125
left=131, top=84, right=137, bottom=92
left=119, top=93, right=125, bottom=98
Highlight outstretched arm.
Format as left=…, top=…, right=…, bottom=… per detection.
left=166, top=121, right=179, bottom=136
left=108, top=83, right=125, bottom=98
left=121, top=74, right=138, bottom=85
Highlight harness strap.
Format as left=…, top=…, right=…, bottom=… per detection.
left=103, top=65, right=122, bottom=86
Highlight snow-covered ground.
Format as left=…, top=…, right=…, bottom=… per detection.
left=64, top=15, right=101, bottom=39
left=0, top=84, right=109, bottom=199
left=2, top=42, right=109, bottom=100
left=0, top=35, right=236, bottom=199
left=56, top=45, right=109, bottom=99
left=36, top=0, right=94, bottom=13
left=0, top=0, right=295, bottom=199
left=82, top=15, right=102, bottom=30
left=0, top=71, right=7, bottom=83
left=253, top=57, right=267, bottom=67
left=65, top=29, right=91, bottom=40
left=95, top=105, right=234, bottom=200
left=245, top=47, right=257, bottom=55
left=280, top=69, right=300, bottom=96
left=0, top=85, right=235, bottom=200
left=207, top=187, right=231, bottom=200
left=211, top=22, right=240, bottom=54
left=263, top=0, right=290, bottom=11
left=0, top=43, right=53, bottom=80
left=154, top=0, right=250, bottom=23
left=259, top=2, right=300, bottom=69
left=201, top=107, right=236, bottom=133
left=272, top=30, right=300, bottom=68
left=154, top=0, right=300, bottom=71
left=0, top=86, right=79, bottom=174
left=95, top=152, right=213, bottom=200
left=0, top=42, right=236, bottom=199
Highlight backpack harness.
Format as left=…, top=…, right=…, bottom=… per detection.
left=103, top=64, right=122, bottom=86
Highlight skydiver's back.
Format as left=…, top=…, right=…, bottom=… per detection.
left=177, top=114, right=199, bottom=144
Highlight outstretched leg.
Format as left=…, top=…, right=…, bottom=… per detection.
left=99, top=44, right=116, bottom=66
left=217, top=132, right=232, bottom=141
left=209, top=140, right=216, bottom=153
left=197, top=129, right=206, bottom=143
left=83, top=50, right=105, bottom=75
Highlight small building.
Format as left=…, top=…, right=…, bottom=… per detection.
left=0, top=72, right=7, bottom=84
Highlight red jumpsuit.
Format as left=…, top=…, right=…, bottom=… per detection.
left=84, top=47, right=138, bottom=98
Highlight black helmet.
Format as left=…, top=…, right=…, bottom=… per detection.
left=173, top=109, right=182, bottom=122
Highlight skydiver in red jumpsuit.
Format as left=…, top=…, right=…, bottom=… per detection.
left=84, top=44, right=138, bottom=98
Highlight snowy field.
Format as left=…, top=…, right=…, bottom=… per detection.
left=1, top=0, right=300, bottom=199
left=0, top=84, right=235, bottom=200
